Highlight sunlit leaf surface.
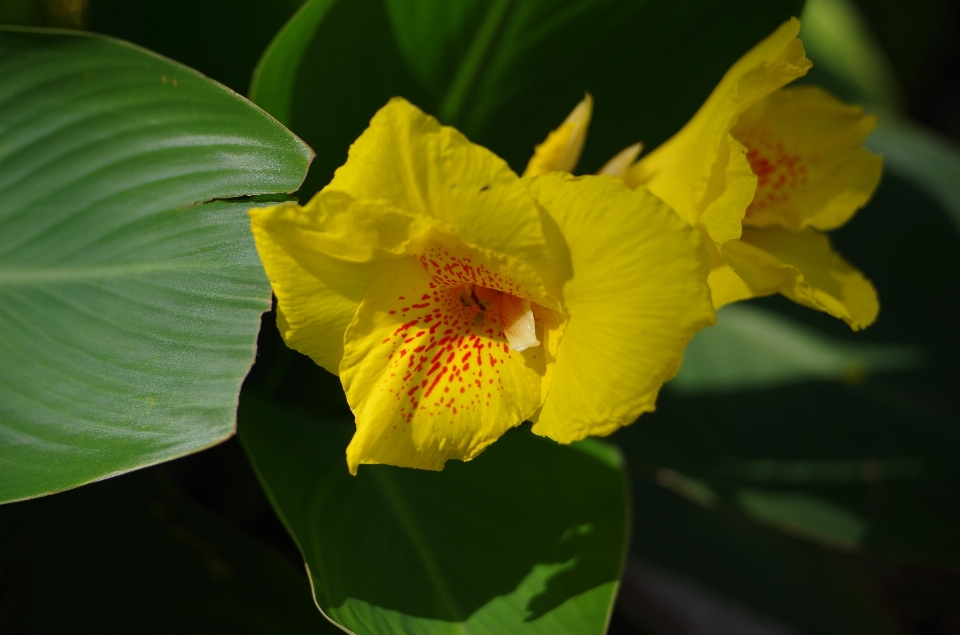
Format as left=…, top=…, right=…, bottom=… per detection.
left=0, top=28, right=313, bottom=503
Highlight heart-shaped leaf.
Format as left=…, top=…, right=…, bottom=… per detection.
left=0, top=28, right=313, bottom=503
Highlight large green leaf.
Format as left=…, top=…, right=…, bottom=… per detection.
left=0, top=467, right=336, bottom=634
left=0, top=28, right=313, bottom=503
left=239, top=398, right=629, bottom=635
left=672, top=304, right=920, bottom=393
left=250, top=0, right=803, bottom=197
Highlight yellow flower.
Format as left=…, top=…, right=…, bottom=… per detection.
left=249, top=98, right=714, bottom=473
left=531, top=19, right=882, bottom=330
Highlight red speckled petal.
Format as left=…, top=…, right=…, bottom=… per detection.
left=733, top=86, right=882, bottom=232
left=340, top=238, right=556, bottom=473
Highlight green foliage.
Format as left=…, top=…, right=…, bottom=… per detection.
left=673, top=303, right=920, bottom=393
left=239, top=397, right=629, bottom=635
left=250, top=0, right=805, bottom=197
left=2, top=0, right=960, bottom=633
left=0, top=28, right=312, bottom=503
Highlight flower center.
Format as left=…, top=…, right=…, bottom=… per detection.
left=459, top=284, right=541, bottom=353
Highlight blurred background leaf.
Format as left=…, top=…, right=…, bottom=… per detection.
left=614, top=477, right=895, bottom=635
left=672, top=303, right=920, bottom=393
left=0, top=28, right=312, bottom=503
left=239, top=397, right=630, bottom=635
left=0, top=465, right=335, bottom=634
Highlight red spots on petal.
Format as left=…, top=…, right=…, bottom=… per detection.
left=740, top=130, right=809, bottom=217
left=369, top=240, right=560, bottom=436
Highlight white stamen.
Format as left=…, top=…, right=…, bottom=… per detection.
left=500, top=294, right=540, bottom=352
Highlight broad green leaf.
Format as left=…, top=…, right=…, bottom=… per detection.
left=671, top=304, right=921, bottom=394
left=250, top=0, right=803, bottom=197
left=239, top=398, right=629, bottom=635
left=0, top=467, right=335, bottom=634
left=0, top=28, right=313, bottom=503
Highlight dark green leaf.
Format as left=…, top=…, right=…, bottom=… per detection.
left=0, top=468, right=334, bottom=634
left=239, top=397, right=629, bottom=635
left=0, top=28, right=313, bottom=503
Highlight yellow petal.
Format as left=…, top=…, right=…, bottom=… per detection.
left=733, top=86, right=882, bottom=232
left=526, top=174, right=715, bottom=443
left=250, top=97, right=569, bottom=373
left=722, top=226, right=879, bottom=329
left=625, top=18, right=811, bottom=244
left=330, top=98, right=563, bottom=288
left=598, top=142, right=643, bottom=178
left=522, top=94, right=593, bottom=177
left=249, top=202, right=384, bottom=373
left=341, top=235, right=558, bottom=474
left=702, top=233, right=770, bottom=308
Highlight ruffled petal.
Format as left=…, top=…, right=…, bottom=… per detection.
left=723, top=227, right=879, bottom=329
left=250, top=97, right=571, bottom=373
left=733, top=86, right=883, bottom=231
left=341, top=236, right=556, bottom=473
left=702, top=234, right=769, bottom=308
left=624, top=18, right=811, bottom=243
left=249, top=202, right=386, bottom=373
left=329, top=98, right=557, bottom=279
left=523, top=94, right=593, bottom=177
left=526, top=174, right=715, bottom=443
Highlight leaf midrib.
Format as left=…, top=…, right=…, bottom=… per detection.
left=0, top=261, right=215, bottom=284
left=372, top=470, right=469, bottom=632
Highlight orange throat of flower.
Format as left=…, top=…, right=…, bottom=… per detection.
left=460, top=284, right=541, bottom=353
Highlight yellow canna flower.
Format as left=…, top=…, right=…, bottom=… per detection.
left=528, top=20, right=882, bottom=330
left=249, top=98, right=714, bottom=473
left=623, top=18, right=882, bottom=330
